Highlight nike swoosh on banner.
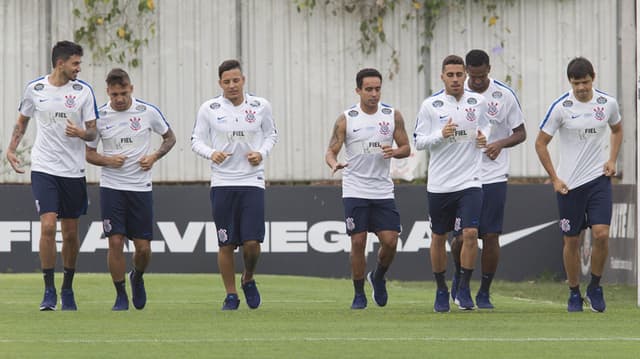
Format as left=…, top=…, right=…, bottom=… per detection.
left=481, top=220, right=558, bottom=248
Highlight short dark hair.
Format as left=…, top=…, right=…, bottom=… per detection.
left=105, top=68, right=131, bottom=87
left=442, top=55, right=464, bottom=71
left=218, top=59, right=242, bottom=79
left=465, top=49, right=490, bottom=67
left=51, top=41, right=83, bottom=68
left=566, top=57, right=595, bottom=80
left=356, top=68, right=382, bottom=89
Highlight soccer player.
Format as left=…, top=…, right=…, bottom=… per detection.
left=5, top=40, right=98, bottom=311
left=535, top=57, right=622, bottom=312
left=86, top=68, right=176, bottom=311
left=414, top=55, right=489, bottom=312
left=325, top=68, right=410, bottom=309
left=449, top=49, right=526, bottom=309
left=191, top=59, right=278, bottom=310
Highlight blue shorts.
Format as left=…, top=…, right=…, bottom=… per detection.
left=31, top=171, right=88, bottom=218
left=100, top=187, right=154, bottom=240
left=556, top=175, right=612, bottom=236
left=478, top=182, right=508, bottom=237
left=211, top=186, right=265, bottom=247
left=342, top=198, right=401, bottom=235
left=428, top=188, right=482, bottom=235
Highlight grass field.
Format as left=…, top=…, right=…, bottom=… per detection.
left=0, top=274, right=638, bottom=358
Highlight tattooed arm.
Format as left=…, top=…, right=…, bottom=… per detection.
left=6, top=114, right=30, bottom=174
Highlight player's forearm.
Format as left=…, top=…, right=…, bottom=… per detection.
left=535, top=142, right=559, bottom=181
left=7, top=118, right=29, bottom=152
left=608, top=128, right=623, bottom=163
left=153, top=130, right=177, bottom=161
left=85, top=150, right=111, bottom=167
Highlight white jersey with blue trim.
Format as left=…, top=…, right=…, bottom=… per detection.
left=88, top=98, right=170, bottom=192
left=465, top=78, right=524, bottom=184
left=414, top=90, right=490, bottom=193
left=18, top=75, right=98, bottom=178
left=539, top=89, right=621, bottom=189
left=191, top=93, right=278, bottom=188
left=342, top=103, right=395, bottom=199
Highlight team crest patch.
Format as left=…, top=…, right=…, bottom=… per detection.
left=381, top=108, right=392, bottom=115
left=103, top=219, right=112, bottom=233
left=593, top=107, right=605, bottom=121
left=136, top=104, right=147, bottom=111
left=596, top=96, right=607, bottom=104
left=129, top=117, right=142, bottom=130
left=379, top=121, right=391, bottom=135
left=346, top=217, right=355, bottom=231
left=465, top=107, right=477, bottom=122
left=64, top=95, right=76, bottom=108
left=432, top=100, right=444, bottom=108
left=99, top=110, right=108, bottom=116
left=562, top=100, right=573, bottom=107
left=34, top=83, right=44, bottom=91
left=348, top=110, right=359, bottom=117
left=210, top=102, right=221, bottom=110
left=487, top=101, right=499, bottom=116
left=72, top=83, right=83, bottom=91
left=218, top=228, right=229, bottom=243
left=250, top=100, right=261, bottom=107
left=245, top=109, right=256, bottom=123
left=467, top=97, right=477, bottom=105
left=454, top=217, right=461, bottom=232
left=491, top=91, right=502, bottom=99
left=559, top=218, right=571, bottom=233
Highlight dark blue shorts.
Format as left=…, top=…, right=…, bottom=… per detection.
left=478, top=181, right=508, bottom=237
left=31, top=171, right=87, bottom=218
left=210, top=186, right=265, bottom=247
left=342, top=198, right=401, bottom=235
left=100, top=187, right=154, bottom=240
left=556, top=175, right=612, bottom=236
left=428, top=187, right=482, bottom=235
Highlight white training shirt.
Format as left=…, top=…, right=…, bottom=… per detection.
left=191, top=93, right=278, bottom=189
left=18, top=75, right=98, bottom=178
left=414, top=90, right=490, bottom=193
left=87, top=98, right=170, bottom=192
left=539, top=89, right=621, bottom=190
left=342, top=103, right=396, bottom=199
left=465, top=78, right=524, bottom=184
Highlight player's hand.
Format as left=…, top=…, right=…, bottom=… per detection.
left=6, top=151, right=25, bottom=174
left=552, top=178, right=569, bottom=195
left=64, top=119, right=84, bottom=138
left=211, top=151, right=232, bottom=165
left=441, top=118, right=458, bottom=138
left=476, top=130, right=487, bottom=148
left=108, top=154, right=127, bottom=168
left=381, top=144, right=394, bottom=159
left=247, top=152, right=263, bottom=166
left=139, top=154, right=157, bottom=171
left=603, top=161, right=616, bottom=177
left=484, top=141, right=502, bottom=160
left=331, top=162, right=348, bottom=174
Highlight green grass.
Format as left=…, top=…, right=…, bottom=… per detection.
left=0, top=274, right=638, bottom=358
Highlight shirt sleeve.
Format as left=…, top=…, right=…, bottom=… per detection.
left=257, top=101, right=278, bottom=159
left=82, top=86, right=99, bottom=122
left=191, top=103, right=215, bottom=160
left=413, top=101, right=444, bottom=150
left=507, top=94, right=525, bottom=130
left=608, top=99, right=622, bottom=126
left=150, top=106, right=170, bottom=136
left=539, top=102, right=562, bottom=136
left=18, top=85, right=35, bottom=117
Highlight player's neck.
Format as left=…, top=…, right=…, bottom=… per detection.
left=48, top=70, right=71, bottom=87
left=360, top=102, right=378, bottom=115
